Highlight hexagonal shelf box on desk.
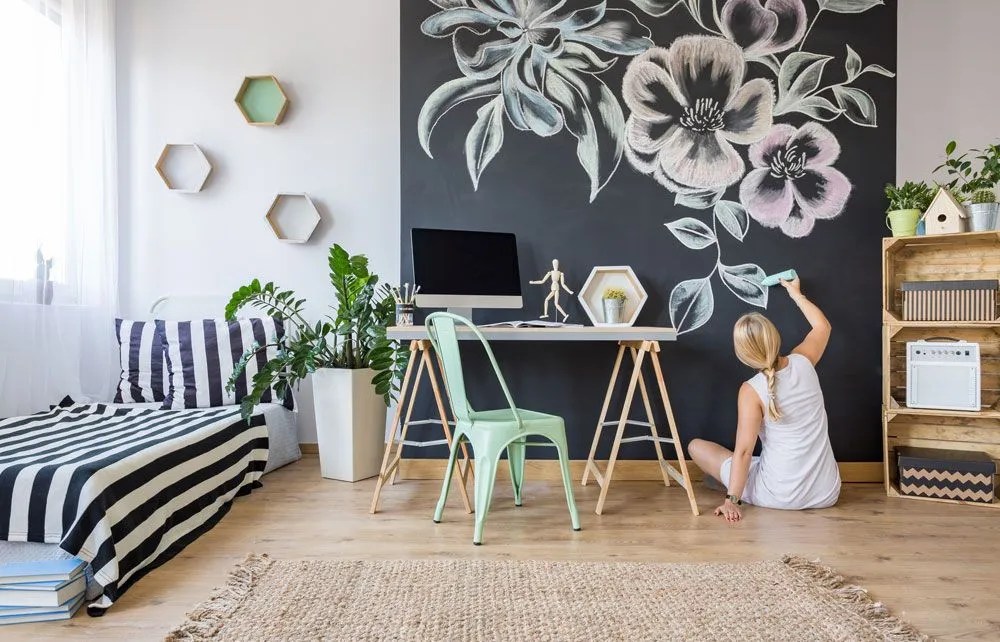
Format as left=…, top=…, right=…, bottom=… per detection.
left=578, top=266, right=648, bottom=326
left=265, top=193, right=321, bottom=243
left=154, top=144, right=212, bottom=192
left=235, top=75, right=289, bottom=126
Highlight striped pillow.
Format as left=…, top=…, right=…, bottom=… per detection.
left=161, top=318, right=294, bottom=410
left=114, top=319, right=168, bottom=403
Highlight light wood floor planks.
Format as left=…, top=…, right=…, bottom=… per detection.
left=9, top=455, right=1000, bottom=641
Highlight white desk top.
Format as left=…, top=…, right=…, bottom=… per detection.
left=386, top=325, right=677, bottom=342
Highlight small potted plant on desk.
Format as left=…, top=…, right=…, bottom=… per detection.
left=936, top=141, right=1000, bottom=231
left=602, top=287, right=628, bottom=325
left=226, top=244, right=406, bottom=482
left=884, top=180, right=934, bottom=237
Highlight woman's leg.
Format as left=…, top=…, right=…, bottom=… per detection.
left=687, top=439, right=734, bottom=486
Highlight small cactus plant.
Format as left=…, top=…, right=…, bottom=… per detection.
left=972, top=189, right=996, bottom=204
left=603, top=287, right=628, bottom=301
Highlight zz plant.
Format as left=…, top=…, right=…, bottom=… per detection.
left=226, top=244, right=407, bottom=420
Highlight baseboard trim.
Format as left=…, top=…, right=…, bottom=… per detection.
left=296, top=444, right=881, bottom=482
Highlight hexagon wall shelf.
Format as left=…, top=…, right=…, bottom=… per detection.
left=578, top=266, right=648, bottom=327
left=154, top=143, right=212, bottom=192
left=235, top=75, right=289, bottom=126
left=265, top=193, right=320, bottom=243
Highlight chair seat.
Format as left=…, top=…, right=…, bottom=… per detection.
left=469, top=408, right=563, bottom=428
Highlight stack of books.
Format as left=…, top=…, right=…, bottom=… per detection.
left=0, top=558, right=87, bottom=625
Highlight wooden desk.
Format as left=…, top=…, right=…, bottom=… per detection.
left=370, top=325, right=699, bottom=517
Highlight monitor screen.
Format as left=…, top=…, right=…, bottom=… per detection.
left=411, top=228, right=521, bottom=297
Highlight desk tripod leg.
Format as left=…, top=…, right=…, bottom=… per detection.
left=650, top=345, right=700, bottom=517
left=595, top=344, right=646, bottom=516
left=632, top=347, right=671, bottom=488
left=388, top=350, right=427, bottom=486
left=423, top=347, right=474, bottom=514
left=583, top=344, right=626, bottom=487
left=370, top=340, right=419, bottom=514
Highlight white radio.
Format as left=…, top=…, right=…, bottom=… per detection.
left=906, top=340, right=981, bottom=412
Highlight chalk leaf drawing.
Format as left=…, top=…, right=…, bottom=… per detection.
left=739, top=122, right=851, bottom=238
left=666, top=217, right=717, bottom=250
left=669, top=277, right=715, bottom=335
left=714, top=200, right=750, bottom=241
left=418, top=0, right=654, bottom=201
left=719, top=262, right=768, bottom=307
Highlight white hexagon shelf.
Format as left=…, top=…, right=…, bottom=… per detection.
left=155, top=143, right=212, bottom=192
left=578, top=266, right=648, bottom=327
left=265, top=193, right=321, bottom=243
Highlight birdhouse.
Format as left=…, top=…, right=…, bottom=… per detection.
left=924, top=188, right=967, bottom=235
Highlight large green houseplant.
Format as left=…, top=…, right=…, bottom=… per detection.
left=225, top=245, right=406, bottom=481
left=935, top=141, right=1000, bottom=231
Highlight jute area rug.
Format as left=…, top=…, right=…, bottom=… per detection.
left=165, top=555, right=926, bottom=641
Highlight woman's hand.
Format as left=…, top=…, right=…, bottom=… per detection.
left=714, top=499, right=742, bottom=523
left=779, top=275, right=803, bottom=298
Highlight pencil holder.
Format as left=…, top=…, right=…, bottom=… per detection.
left=395, top=302, right=414, bottom=327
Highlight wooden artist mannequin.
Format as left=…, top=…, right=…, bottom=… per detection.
left=530, top=259, right=573, bottom=321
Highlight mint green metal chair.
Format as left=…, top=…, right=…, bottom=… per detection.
left=427, top=312, right=581, bottom=545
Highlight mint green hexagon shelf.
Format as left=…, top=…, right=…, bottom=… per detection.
left=235, top=75, right=289, bottom=126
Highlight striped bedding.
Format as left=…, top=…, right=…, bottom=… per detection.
left=0, top=403, right=268, bottom=612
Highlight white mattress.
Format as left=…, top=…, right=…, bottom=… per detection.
left=0, top=402, right=301, bottom=599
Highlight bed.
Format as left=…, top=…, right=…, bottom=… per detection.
left=0, top=296, right=301, bottom=613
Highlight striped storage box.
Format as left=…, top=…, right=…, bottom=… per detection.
left=897, top=446, right=996, bottom=504
left=901, top=279, right=998, bottom=321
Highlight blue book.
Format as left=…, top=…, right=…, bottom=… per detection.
left=0, top=558, right=86, bottom=585
left=0, top=575, right=86, bottom=607
left=0, top=570, right=84, bottom=592
left=0, top=591, right=84, bottom=625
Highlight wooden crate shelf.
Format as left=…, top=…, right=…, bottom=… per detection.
left=882, top=232, right=1000, bottom=509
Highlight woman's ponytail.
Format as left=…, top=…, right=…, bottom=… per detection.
left=761, top=362, right=781, bottom=421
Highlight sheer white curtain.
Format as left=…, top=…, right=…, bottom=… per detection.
left=0, top=0, right=118, bottom=416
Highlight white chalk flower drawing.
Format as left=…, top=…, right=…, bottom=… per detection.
left=418, top=0, right=654, bottom=201
left=415, top=0, right=895, bottom=334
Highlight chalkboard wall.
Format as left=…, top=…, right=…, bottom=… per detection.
left=400, top=0, right=897, bottom=462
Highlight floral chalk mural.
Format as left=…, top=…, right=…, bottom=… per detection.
left=416, top=0, right=895, bottom=334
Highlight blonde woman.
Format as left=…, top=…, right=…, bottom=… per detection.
left=688, top=277, right=840, bottom=523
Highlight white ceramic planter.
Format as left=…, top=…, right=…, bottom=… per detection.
left=312, top=367, right=385, bottom=482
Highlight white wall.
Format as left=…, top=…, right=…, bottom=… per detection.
left=897, top=0, right=1000, bottom=183
left=116, top=0, right=400, bottom=442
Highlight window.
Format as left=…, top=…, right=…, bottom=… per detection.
left=0, top=0, right=67, bottom=290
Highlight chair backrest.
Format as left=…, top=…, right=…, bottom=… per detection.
left=425, top=312, right=520, bottom=426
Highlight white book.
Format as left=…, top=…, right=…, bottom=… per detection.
left=0, top=558, right=86, bottom=585
left=0, top=575, right=86, bottom=608
left=480, top=320, right=584, bottom=328
left=0, top=592, right=84, bottom=625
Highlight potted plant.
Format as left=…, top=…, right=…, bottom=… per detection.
left=602, top=287, right=628, bottom=324
left=226, top=244, right=406, bottom=482
left=884, top=181, right=934, bottom=237
left=935, top=141, right=1000, bottom=231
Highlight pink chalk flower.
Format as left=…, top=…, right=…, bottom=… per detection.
left=720, top=0, right=808, bottom=56
left=739, top=122, right=852, bottom=238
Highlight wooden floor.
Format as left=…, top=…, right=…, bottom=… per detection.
left=10, top=455, right=1000, bottom=641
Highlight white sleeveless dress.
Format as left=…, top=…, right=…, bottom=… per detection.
left=719, top=353, right=841, bottom=509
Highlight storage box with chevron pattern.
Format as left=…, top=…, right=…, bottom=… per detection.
left=897, top=446, right=996, bottom=504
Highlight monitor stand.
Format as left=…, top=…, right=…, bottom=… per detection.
left=446, top=307, right=473, bottom=320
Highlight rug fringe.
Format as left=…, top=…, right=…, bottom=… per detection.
left=164, top=553, right=274, bottom=642
left=782, top=555, right=928, bottom=642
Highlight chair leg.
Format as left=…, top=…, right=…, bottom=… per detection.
left=472, top=454, right=500, bottom=545
left=553, top=435, right=581, bottom=531
left=433, top=430, right=464, bottom=523
left=506, top=439, right=526, bottom=506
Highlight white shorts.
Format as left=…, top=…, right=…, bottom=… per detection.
left=719, top=456, right=761, bottom=505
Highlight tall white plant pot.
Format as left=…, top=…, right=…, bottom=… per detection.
left=312, top=367, right=385, bottom=482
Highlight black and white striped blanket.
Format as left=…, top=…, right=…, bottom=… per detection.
left=0, top=403, right=268, bottom=611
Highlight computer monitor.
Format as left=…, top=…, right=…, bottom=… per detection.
left=411, top=228, right=523, bottom=317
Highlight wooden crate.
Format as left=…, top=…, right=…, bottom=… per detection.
left=883, top=232, right=1000, bottom=323
left=882, top=231, right=1000, bottom=509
